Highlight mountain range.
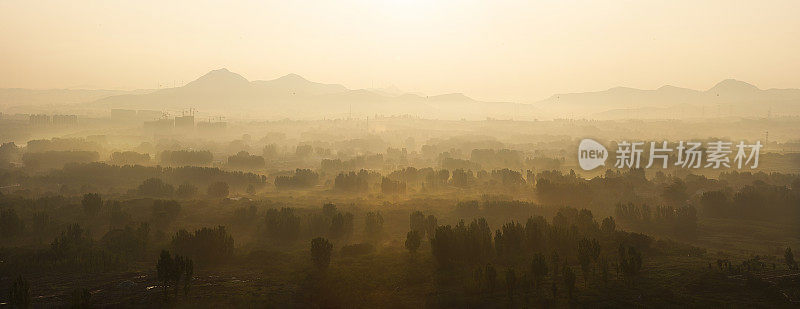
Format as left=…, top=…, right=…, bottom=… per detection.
left=536, top=79, right=800, bottom=119
left=86, top=68, right=537, bottom=120
left=1, top=69, right=799, bottom=120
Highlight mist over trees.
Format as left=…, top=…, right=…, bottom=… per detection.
left=275, top=169, right=318, bottom=189
left=171, top=226, right=234, bottom=265
left=110, top=151, right=150, bottom=165
left=159, top=150, right=213, bottom=166
left=0, top=115, right=798, bottom=307
left=227, top=151, right=264, bottom=170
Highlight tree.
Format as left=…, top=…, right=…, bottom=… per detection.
left=108, top=201, right=130, bottom=228
left=227, top=151, right=265, bottom=169
left=429, top=219, right=493, bottom=266
left=328, top=212, right=354, bottom=240
left=159, top=150, right=212, bottom=166
left=30, top=211, right=50, bottom=241
left=381, top=177, right=406, bottom=195
left=101, top=223, right=150, bottom=260
left=0, top=208, right=24, bottom=238
left=233, top=205, right=258, bottom=224
left=601, top=216, right=616, bottom=234
left=699, top=190, right=730, bottom=217
left=786, top=247, right=797, bottom=270
left=277, top=169, right=320, bottom=189
left=176, top=183, right=198, bottom=198
left=424, top=215, right=438, bottom=240
left=156, top=250, right=194, bottom=299
left=364, top=212, right=384, bottom=244
left=577, top=240, right=592, bottom=287
left=562, top=266, right=576, bottom=300
left=473, top=266, right=484, bottom=290
left=207, top=181, right=229, bottom=198
left=138, top=178, right=174, bottom=197
left=157, top=250, right=174, bottom=298
left=486, top=264, right=497, bottom=293
left=505, top=268, right=517, bottom=301
left=81, top=193, right=101, bottom=216
left=0, top=142, right=19, bottom=165
left=183, top=259, right=194, bottom=297
left=22, top=150, right=98, bottom=170
left=410, top=211, right=426, bottom=238
left=599, top=257, right=610, bottom=285
left=495, top=221, right=525, bottom=262
left=264, top=208, right=301, bottom=245
left=405, top=230, right=421, bottom=254
left=619, top=245, right=643, bottom=278
left=323, top=203, right=338, bottom=218
left=50, top=224, right=92, bottom=262
left=110, top=150, right=150, bottom=165
left=171, top=226, right=234, bottom=265
left=530, top=253, right=548, bottom=291
left=662, top=179, right=688, bottom=206
left=172, top=255, right=186, bottom=296
left=577, top=238, right=601, bottom=286
left=311, top=237, right=333, bottom=270
left=9, top=275, right=31, bottom=308
left=550, top=251, right=560, bottom=279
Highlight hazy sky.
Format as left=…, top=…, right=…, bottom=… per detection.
left=1, top=0, right=799, bottom=102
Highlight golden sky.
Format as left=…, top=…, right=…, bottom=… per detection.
left=1, top=0, right=799, bottom=102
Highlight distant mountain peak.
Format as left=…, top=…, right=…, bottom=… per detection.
left=277, top=73, right=309, bottom=82
left=247, top=73, right=348, bottom=96
left=201, top=68, right=240, bottom=78
left=707, top=79, right=759, bottom=93
left=656, top=84, right=699, bottom=94
left=186, top=68, right=249, bottom=88
left=428, top=93, right=478, bottom=102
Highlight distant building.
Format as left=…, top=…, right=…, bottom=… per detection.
left=52, top=114, right=78, bottom=126
left=110, top=109, right=136, bottom=120
left=29, top=114, right=50, bottom=126
left=175, top=115, right=195, bottom=129
left=197, top=121, right=227, bottom=131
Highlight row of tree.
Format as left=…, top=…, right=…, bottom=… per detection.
left=263, top=203, right=356, bottom=245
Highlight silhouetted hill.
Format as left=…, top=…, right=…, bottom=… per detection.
left=536, top=80, right=800, bottom=119
left=5, top=71, right=798, bottom=120
left=183, top=68, right=250, bottom=90
left=707, top=79, right=758, bottom=92
left=92, top=69, right=537, bottom=120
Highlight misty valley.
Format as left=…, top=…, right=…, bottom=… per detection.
left=0, top=111, right=798, bottom=308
